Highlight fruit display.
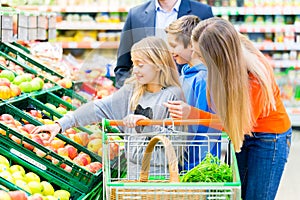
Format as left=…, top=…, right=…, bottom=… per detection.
left=0, top=152, right=81, bottom=200
left=0, top=103, right=103, bottom=193
left=0, top=43, right=71, bottom=89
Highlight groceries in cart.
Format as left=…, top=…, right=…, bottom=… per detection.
left=102, top=119, right=241, bottom=200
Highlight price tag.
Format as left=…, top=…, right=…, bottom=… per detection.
left=11, top=149, right=47, bottom=171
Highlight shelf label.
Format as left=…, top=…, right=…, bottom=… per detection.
left=10, top=148, right=47, bottom=171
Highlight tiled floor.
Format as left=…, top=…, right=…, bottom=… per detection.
left=276, top=128, right=300, bottom=200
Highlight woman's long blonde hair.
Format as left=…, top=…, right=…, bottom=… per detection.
left=126, top=36, right=181, bottom=111
left=192, top=17, right=276, bottom=151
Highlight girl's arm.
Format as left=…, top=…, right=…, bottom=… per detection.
left=164, top=100, right=223, bottom=130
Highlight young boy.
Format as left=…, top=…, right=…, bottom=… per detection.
left=165, top=15, right=220, bottom=170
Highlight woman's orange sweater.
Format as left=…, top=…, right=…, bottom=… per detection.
left=188, top=74, right=291, bottom=134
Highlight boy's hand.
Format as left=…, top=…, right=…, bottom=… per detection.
left=163, top=100, right=191, bottom=119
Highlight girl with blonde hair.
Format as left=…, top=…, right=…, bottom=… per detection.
left=32, top=36, right=185, bottom=179
left=164, top=17, right=291, bottom=200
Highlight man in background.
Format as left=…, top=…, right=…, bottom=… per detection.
left=114, top=0, right=213, bottom=88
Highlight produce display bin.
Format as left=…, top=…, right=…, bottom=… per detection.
left=0, top=145, right=86, bottom=199
left=30, top=91, right=92, bottom=134
left=50, top=86, right=87, bottom=104
left=0, top=42, right=64, bottom=79
left=0, top=102, right=102, bottom=193
left=102, top=119, right=241, bottom=200
left=0, top=49, right=59, bottom=89
left=0, top=177, right=31, bottom=196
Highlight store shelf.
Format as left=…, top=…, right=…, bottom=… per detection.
left=56, top=21, right=124, bottom=30
left=16, top=5, right=129, bottom=12
left=58, top=41, right=119, bottom=49
left=235, top=24, right=297, bottom=33
left=212, top=6, right=300, bottom=15
left=253, top=42, right=300, bottom=51
left=270, top=60, right=300, bottom=69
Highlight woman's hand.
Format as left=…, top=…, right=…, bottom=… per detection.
left=163, top=100, right=191, bottom=119
left=123, top=114, right=148, bottom=128
left=30, top=123, right=62, bottom=145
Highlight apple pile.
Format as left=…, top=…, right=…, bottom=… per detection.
left=0, top=113, right=102, bottom=174
left=0, top=154, right=71, bottom=200
left=60, top=95, right=82, bottom=108
left=24, top=62, right=72, bottom=89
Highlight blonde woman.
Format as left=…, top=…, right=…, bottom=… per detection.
left=164, top=17, right=291, bottom=200
left=32, top=36, right=184, bottom=179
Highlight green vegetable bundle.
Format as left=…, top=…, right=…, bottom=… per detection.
left=181, top=153, right=233, bottom=182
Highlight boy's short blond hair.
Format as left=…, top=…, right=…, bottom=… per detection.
left=165, top=15, right=200, bottom=48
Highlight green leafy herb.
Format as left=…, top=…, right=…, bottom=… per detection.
left=181, top=153, right=233, bottom=182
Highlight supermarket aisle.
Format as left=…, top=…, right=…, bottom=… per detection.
left=276, top=128, right=300, bottom=200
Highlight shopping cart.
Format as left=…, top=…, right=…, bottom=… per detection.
left=102, top=118, right=241, bottom=200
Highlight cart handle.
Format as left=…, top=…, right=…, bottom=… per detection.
left=103, top=118, right=221, bottom=127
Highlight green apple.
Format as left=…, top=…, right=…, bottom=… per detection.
left=46, top=196, right=59, bottom=200
left=56, top=107, right=67, bottom=115
left=45, top=103, right=57, bottom=111
left=41, top=181, right=55, bottom=196
left=0, top=163, right=10, bottom=173
left=30, top=80, right=42, bottom=91
left=32, top=77, right=44, bottom=89
left=28, top=181, right=43, bottom=194
left=19, top=81, right=32, bottom=93
left=0, top=70, right=15, bottom=82
left=12, top=171, right=26, bottom=182
left=53, top=190, right=70, bottom=200
left=22, top=73, right=33, bottom=82
left=10, top=165, right=25, bottom=175
left=0, top=171, right=14, bottom=184
left=15, top=179, right=32, bottom=193
left=0, top=155, right=10, bottom=167
left=13, top=75, right=27, bottom=85
left=25, top=172, right=40, bottom=183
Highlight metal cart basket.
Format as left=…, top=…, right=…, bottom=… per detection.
left=102, top=119, right=241, bottom=200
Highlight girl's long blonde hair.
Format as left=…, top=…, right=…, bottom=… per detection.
left=192, top=17, right=276, bottom=151
left=126, top=36, right=181, bottom=111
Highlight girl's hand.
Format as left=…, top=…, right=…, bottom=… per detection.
left=163, top=100, right=191, bottom=119
left=123, top=114, right=148, bottom=128
left=30, top=123, right=62, bottom=145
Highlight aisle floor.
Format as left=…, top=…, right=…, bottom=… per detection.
left=276, top=128, right=300, bottom=200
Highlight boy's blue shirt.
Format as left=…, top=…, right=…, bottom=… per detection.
left=180, top=63, right=220, bottom=170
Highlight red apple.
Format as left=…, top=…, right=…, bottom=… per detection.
left=76, top=132, right=89, bottom=146
left=0, top=78, right=11, bottom=87
left=64, top=144, right=78, bottom=159
left=57, top=147, right=69, bottom=157
left=0, top=114, right=15, bottom=125
left=62, top=95, right=72, bottom=103
left=78, top=152, right=91, bottom=164
left=86, top=162, right=102, bottom=173
left=10, top=84, right=21, bottom=97
left=50, top=139, right=65, bottom=151
left=23, top=124, right=36, bottom=134
left=88, top=133, right=102, bottom=141
left=28, top=110, right=42, bottom=118
left=8, top=190, right=27, bottom=200
left=64, top=128, right=76, bottom=136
